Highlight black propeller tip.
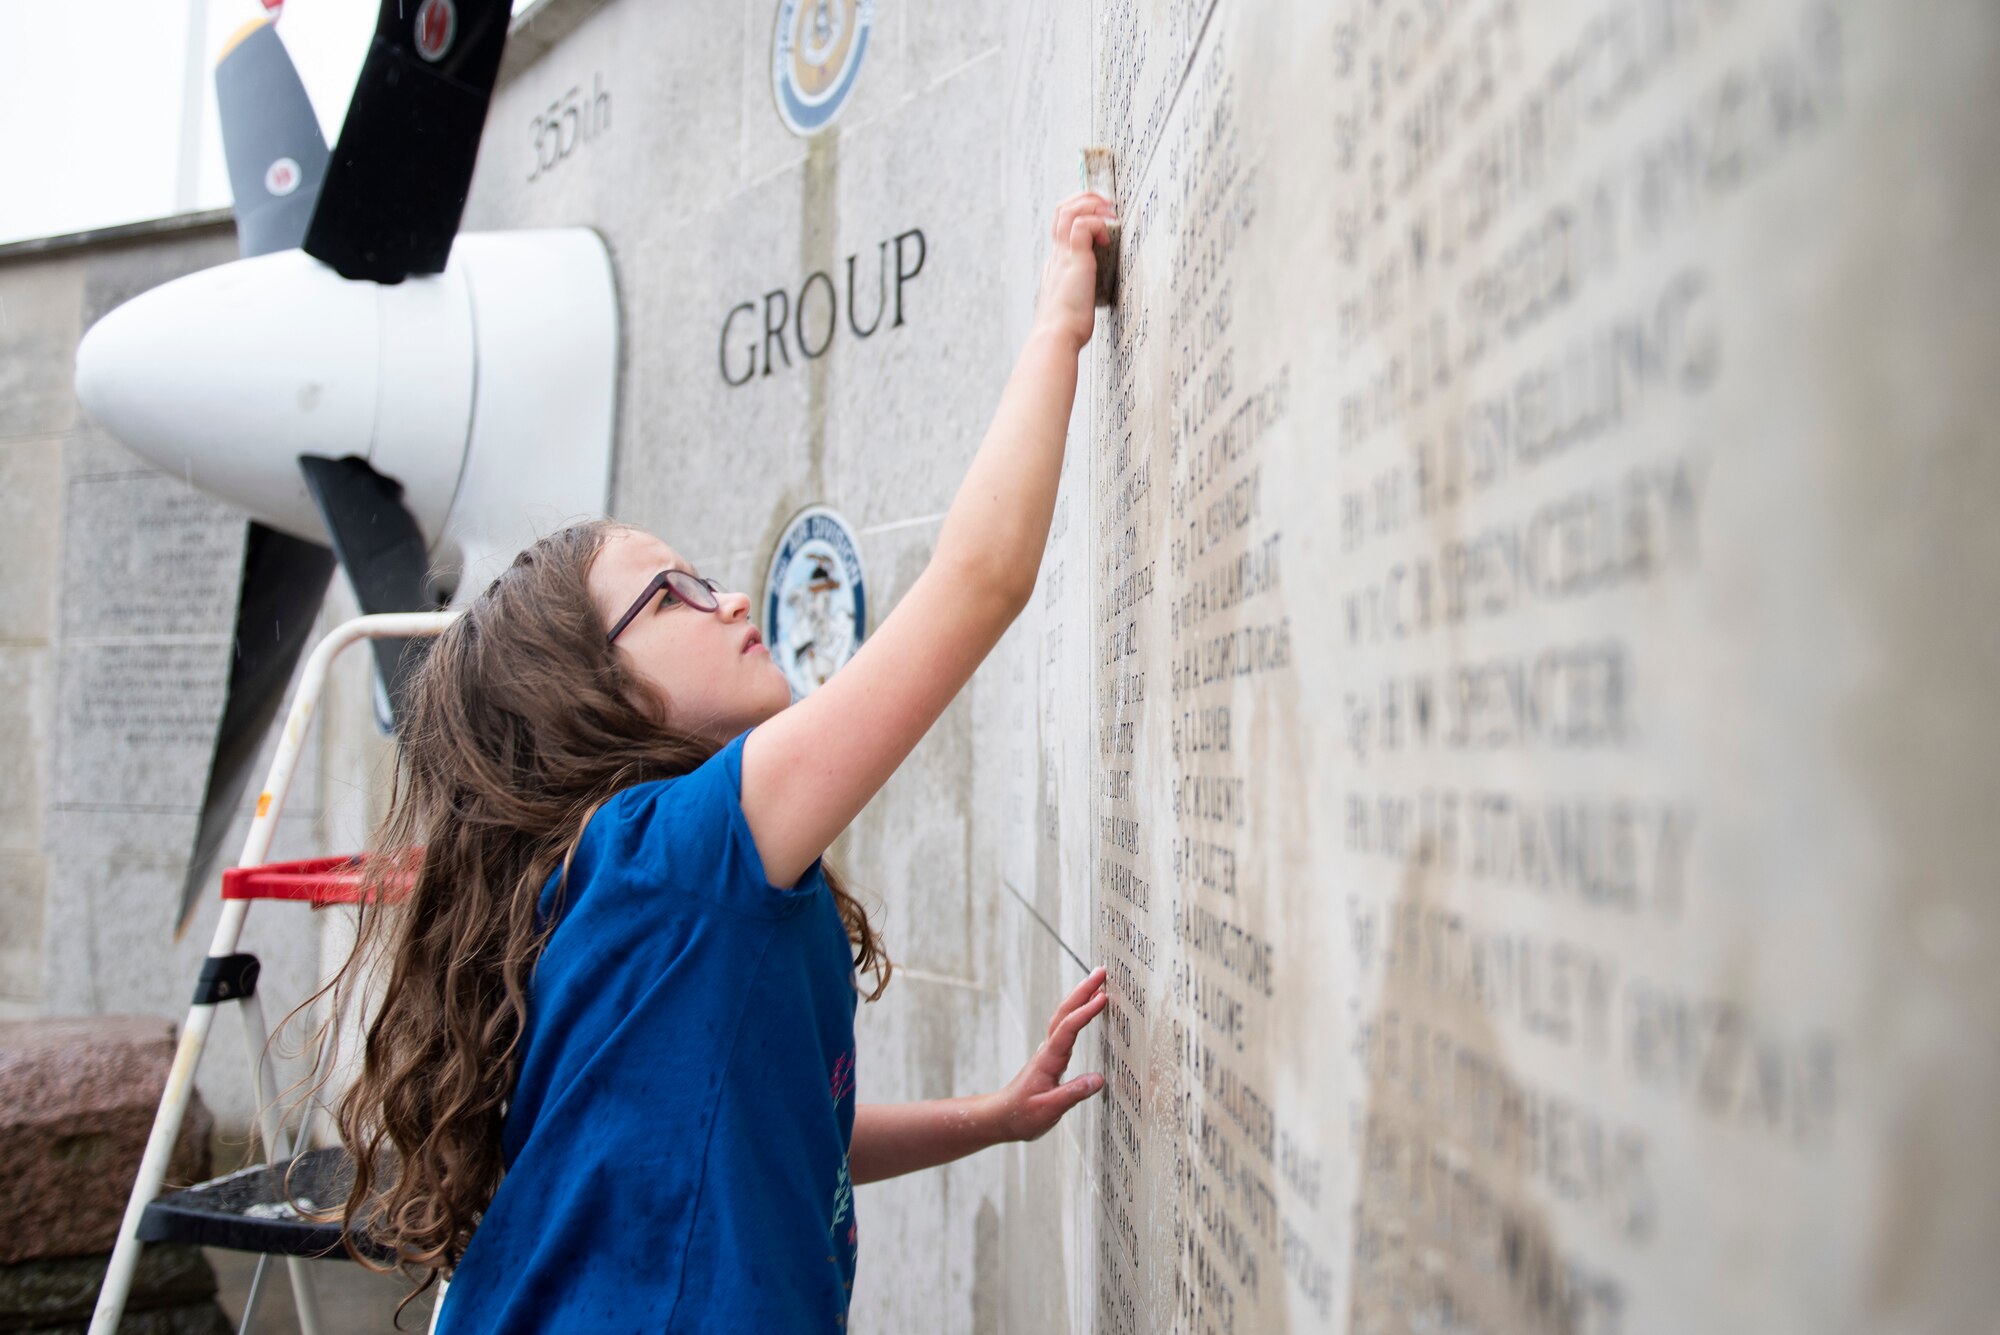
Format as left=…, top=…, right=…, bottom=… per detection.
left=301, top=0, right=512, bottom=284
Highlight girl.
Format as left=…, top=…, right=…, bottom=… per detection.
left=324, top=190, right=1120, bottom=1331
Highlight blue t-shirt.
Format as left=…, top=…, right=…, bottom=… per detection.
left=435, top=730, right=860, bottom=1333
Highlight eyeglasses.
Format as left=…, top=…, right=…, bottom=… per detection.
left=607, top=569, right=725, bottom=644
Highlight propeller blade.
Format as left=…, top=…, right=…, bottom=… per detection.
left=214, top=19, right=329, bottom=257
left=177, top=522, right=337, bottom=937
left=302, top=0, right=511, bottom=284
left=299, top=455, right=438, bottom=718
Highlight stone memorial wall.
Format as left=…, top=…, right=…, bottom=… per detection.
left=984, top=1, right=2000, bottom=1331
left=0, top=0, right=1991, bottom=1328
left=463, top=0, right=1999, bottom=1328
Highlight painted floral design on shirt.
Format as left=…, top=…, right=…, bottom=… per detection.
left=829, top=1047, right=856, bottom=1247
left=830, top=1157, right=854, bottom=1246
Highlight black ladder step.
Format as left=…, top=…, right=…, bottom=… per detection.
left=137, top=1147, right=390, bottom=1261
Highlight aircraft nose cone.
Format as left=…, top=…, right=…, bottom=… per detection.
left=75, top=249, right=382, bottom=541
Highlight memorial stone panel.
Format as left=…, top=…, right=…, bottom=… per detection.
left=50, top=471, right=278, bottom=828
left=1083, top=7, right=1318, bottom=1331
left=1027, top=0, right=2000, bottom=1332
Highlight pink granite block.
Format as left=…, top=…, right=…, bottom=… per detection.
left=0, top=1016, right=214, bottom=1263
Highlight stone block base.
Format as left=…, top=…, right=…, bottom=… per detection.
left=0, top=1243, right=228, bottom=1333
left=0, top=1017, right=214, bottom=1264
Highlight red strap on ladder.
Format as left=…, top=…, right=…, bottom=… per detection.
left=219, top=854, right=412, bottom=905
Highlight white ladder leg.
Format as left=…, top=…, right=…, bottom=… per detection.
left=92, top=894, right=261, bottom=1335
left=86, top=998, right=223, bottom=1335
left=237, top=1255, right=273, bottom=1335
left=237, top=989, right=325, bottom=1335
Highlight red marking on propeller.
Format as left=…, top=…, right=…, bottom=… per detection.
left=414, top=0, right=456, bottom=62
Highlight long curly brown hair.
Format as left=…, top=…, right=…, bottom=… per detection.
left=302, top=519, right=889, bottom=1317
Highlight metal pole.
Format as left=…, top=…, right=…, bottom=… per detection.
left=240, top=612, right=461, bottom=877
left=173, top=0, right=205, bottom=213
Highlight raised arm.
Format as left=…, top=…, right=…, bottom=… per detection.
left=740, top=191, right=1115, bottom=888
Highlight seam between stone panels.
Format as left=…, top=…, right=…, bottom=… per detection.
left=891, top=965, right=992, bottom=993
left=685, top=548, right=763, bottom=575
left=1089, top=0, right=1100, bottom=1019
left=51, top=802, right=318, bottom=817
left=44, top=610, right=78, bottom=1006
left=1127, top=0, right=1225, bottom=202
left=66, top=470, right=173, bottom=484
left=739, top=150, right=814, bottom=198
left=686, top=515, right=945, bottom=578
left=920, top=45, right=1005, bottom=99
left=52, top=803, right=202, bottom=814
left=35, top=854, right=191, bottom=869
left=857, top=510, right=947, bottom=537
left=60, top=635, right=234, bottom=648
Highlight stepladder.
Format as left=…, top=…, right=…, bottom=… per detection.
left=88, top=612, right=458, bottom=1335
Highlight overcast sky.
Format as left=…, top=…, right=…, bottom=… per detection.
left=0, top=0, right=529, bottom=246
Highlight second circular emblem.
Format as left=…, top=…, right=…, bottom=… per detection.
left=764, top=506, right=868, bottom=700
left=772, top=0, right=875, bottom=136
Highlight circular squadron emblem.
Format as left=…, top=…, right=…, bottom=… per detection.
left=264, top=157, right=301, bottom=197
left=764, top=506, right=867, bottom=699
left=772, top=0, right=874, bottom=136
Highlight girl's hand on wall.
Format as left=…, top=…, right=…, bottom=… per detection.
left=991, top=966, right=1111, bottom=1142
left=1031, top=192, right=1116, bottom=352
